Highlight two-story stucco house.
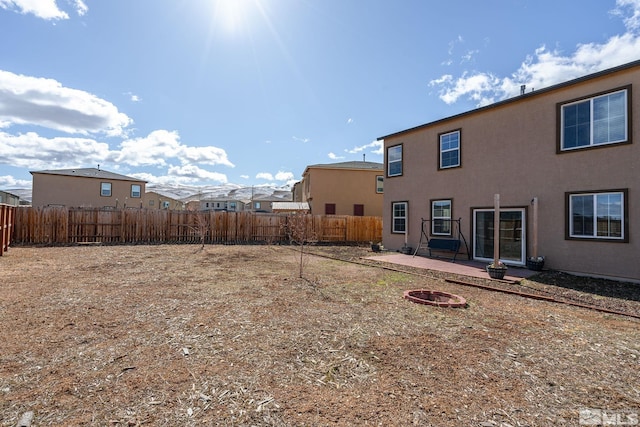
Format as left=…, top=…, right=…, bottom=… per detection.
left=30, top=168, right=147, bottom=209
left=295, top=161, right=384, bottom=216
left=143, top=191, right=185, bottom=210
left=380, top=60, right=640, bottom=282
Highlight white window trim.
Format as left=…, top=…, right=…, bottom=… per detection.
left=392, top=201, right=407, bottom=234
left=376, top=175, right=384, bottom=193
left=569, top=191, right=625, bottom=240
left=387, top=145, right=403, bottom=177
left=100, top=182, right=112, bottom=197
left=439, top=130, right=460, bottom=169
left=560, top=88, right=628, bottom=151
left=431, top=199, right=452, bottom=236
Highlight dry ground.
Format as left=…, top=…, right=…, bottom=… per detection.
left=1, top=244, right=639, bottom=427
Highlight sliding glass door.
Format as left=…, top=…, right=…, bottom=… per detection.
left=473, top=208, right=526, bottom=265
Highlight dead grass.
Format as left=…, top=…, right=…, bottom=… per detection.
left=1, top=244, right=639, bottom=426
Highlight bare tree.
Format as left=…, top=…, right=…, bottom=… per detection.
left=191, top=211, right=210, bottom=251
left=282, top=212, right=317, bottom=278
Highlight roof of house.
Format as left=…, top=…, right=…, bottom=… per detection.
left=272, top=202, right=310, bottom=211
left=0, top=189, right=20, bottom=198
left=379, top=59, right=640, bottom=140
left=305, top=161, right=383, bottom=171
left=30, top=168, right=147, bottom=183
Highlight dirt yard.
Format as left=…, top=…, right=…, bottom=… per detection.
left=1, top=244, right=638, bottom=426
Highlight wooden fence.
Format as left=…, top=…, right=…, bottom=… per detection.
left=1, top=204, right=15, bottom=255
left=11, top=207, right=383, bottom=246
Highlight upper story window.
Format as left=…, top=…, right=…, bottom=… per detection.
left=439, top=130, right=461, bottom=169
left=376, top=175, right=384, bottom=193
left=431, top=199, right=452, bottom=235
left=387, top=144, right=403, bottom=177
left=325, top=203, right=336, bottom=215
left=131, top=184, right=141, bottom=198
left=559, top=87, right=629, bottom=151
left=567, top=189, right=627, bottom=241
left=392, top=201, right=407, bottom=233
left=100, top=182, right=112, bottom=197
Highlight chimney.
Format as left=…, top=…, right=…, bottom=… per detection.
left=520, top=85, right=526, bottom=95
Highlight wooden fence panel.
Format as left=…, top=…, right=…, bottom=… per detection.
left=0, top=204, right=15, bottom=255
left=11, top=207, right=382, bottom=246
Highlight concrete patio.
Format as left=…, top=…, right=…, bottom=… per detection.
left=365, top=252, right=540, bottom=282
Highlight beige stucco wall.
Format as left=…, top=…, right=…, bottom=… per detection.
left=383, top=65, right=639, bottom=281
left=142, top=192, right=184, bottom=210
left=32, top=174, right=146, bottom=208
left=304, top=167, right=383, bottom=216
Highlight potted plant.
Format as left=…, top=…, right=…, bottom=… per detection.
left=486, top=261, right=508, bottom=279
left=400, top=244, right=413, bottom=255
left=526, top=255, right=545, bottom=271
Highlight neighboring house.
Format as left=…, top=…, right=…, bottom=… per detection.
left=379, top=60, right=640, bottom=282
left=143, top=191, right=185, bottom=210
left=200, top=198, right=247, bottom=212
left=30, top=168, right=147, bottom=208
left=295, top=161, right=384, bottom=216
left=249, top=194, right=293, bottom=213
left=0, top=190, right=20, bottom=206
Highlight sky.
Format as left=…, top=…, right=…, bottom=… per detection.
left=1, top=0, right=640, bottom=192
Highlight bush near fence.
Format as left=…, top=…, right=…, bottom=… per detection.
left=11, top=207, right=383, bottom=246
left=1, top=204, right=15, bottom=255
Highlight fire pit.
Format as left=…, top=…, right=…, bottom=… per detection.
left=403, top=289, right=467, bottom=308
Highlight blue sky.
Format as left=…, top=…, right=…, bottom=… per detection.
left=1, top=0, right=639, bottom=191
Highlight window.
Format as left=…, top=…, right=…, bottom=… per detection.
left=376, top=175, right=384, bottom=193
left=100, top=182, right=112, bottom=197
left=387, top=144, right=402, bottom=177
left=567, top=190, right=627, bottom=241
left=560, top=87, right=629, bottom=151
left=354, top=204, right=364, bottom=216
left=131, top=184, right=141, bottom=198
left=162, top=201, right=170, bottom=209
left=254, top=202, right=261, bottom=209
left=431, top=199, right=452, bottom=235
left=392, top=202, right=407, bottom=233
left=439, top=130, right=460, bottom=169
left=325, top=203, right=336, bottom=215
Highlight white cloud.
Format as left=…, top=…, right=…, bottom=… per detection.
left=73, top=0, right=87, bottom=16
left=125, top=92, right=141, bottom=102
left=292, top=136, right=310, bottom=143
left=0, top=70, right=132, bottom=136
left=0, top=0, right=68, bottom=19
left=328, top=152, right=344, bottom=160
left=0, top=174, right=31, bottom=187
left=274, top=171, right=294, bottom=181
left=167, top=165, right=228, bottom=183
left=346, top=140, right=383, bottom=156
left=0, top=0, right=87, bottom=19
left=240, top=174, right=250, bottom=179
left=0, top=131, right=111, bottom=169
left=347, top=118, right=354, bottom=124
left=0, top=129, right=234, bottom=186
left=256, top=172, right=274, bottom=180
left=115, top=130, right=234, bottom=168
left=430, top=0, right=640, bottom=106
left=256, top=171, right=293, bottom=182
